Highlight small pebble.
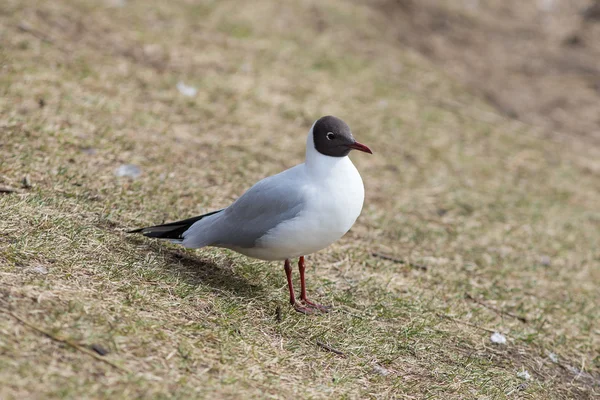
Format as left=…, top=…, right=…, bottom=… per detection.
left=517, top=369, right=531, bottom=380
left=540, top=255, right=551, bottom=266
left=114, top=164, right=141, bottom=179
left=548, top=352, right=558, bottom=363
left=90, top=344, right=110, bottom=356
left=490, top=332, right=507, bottom=345
left=176, top=81, right=197, bottom=97
left=372, top=364, right=391, bottom=376
left=31, top=265, right=48, bottom=275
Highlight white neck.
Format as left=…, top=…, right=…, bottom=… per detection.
left=305, top=123, right=353, bottom=177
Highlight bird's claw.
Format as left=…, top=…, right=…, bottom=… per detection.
left=300, top=299, right=330, bottom=313
left=293, top=303, right=317, bottom=314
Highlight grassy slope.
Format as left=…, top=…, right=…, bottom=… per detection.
left=1, top=0, right=599, bottom=398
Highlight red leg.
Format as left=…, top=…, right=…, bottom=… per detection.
left=298, top=256, right=330, bottom=312
left=284, top=259, right=313, bottom=314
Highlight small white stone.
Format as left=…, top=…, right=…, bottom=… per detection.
left=517, top=369, right=531, bottom=380
left=372, top=364, right=391, bottom=376
left=490, top=332, right=507, bottom=345
left=109, top=0, right=126, bottom=7
left=32, top=266, right=48, bottom=274
left=176, top=82, right=197, bottom=97
left=548, top=352, right=558, bottom=363
left=538, top=0, right=555, bottom=12
left=114, top=164, right=141, bottom=179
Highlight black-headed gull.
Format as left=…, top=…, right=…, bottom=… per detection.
left=129, top=116, right=372, bottom=313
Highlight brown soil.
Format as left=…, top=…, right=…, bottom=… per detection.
left=373, top=0, right=600, bottom=144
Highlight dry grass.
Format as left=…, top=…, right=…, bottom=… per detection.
left=1, top=0, right=599, bottom=398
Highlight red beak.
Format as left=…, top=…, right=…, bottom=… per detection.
left=348, top=141, right=373, bottom=154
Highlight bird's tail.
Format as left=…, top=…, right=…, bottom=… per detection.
left=127, top=209, right=224, bottom=241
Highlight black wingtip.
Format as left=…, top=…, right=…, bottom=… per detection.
left=126, top=209, right=225, bottom=240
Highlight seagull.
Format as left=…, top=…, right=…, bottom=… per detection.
left=128, top=116, right=372, bottom=313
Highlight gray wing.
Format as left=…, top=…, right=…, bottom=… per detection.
left=208, top=168, right=307, bottom=248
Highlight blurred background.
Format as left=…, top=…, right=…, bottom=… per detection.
left=383, top=0, right=600, bottom=142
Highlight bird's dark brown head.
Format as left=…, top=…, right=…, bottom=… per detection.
left=312, top=115, right=372, bottom=157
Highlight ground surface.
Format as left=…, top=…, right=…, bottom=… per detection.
left=1, top=0, right=599, bottom=399
left=380, top=0, right=600, bottom=144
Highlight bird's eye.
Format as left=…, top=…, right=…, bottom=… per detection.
left=326, top=132, right=335, bottom=140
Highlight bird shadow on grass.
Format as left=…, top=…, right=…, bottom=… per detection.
left=126, top=236, right=265, bottom=300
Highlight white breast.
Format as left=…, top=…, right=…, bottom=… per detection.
left=246, top=157, right=365, bottom=260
